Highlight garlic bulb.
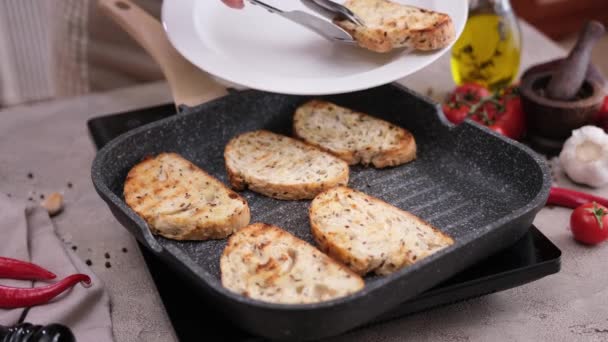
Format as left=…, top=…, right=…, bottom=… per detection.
left=559, top=125, right=608, bottom=188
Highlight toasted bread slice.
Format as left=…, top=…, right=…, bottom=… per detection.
left=336, top=0, right=456, bottom=53
left=221, top=223, right=364, bottom=304
left=293, top=100, right=416, bottom=168
left=310, top=186, right=454, bottom=276
left=224, top=130, right=349, bottom=200
left=124, top=153, right=250, bottom=241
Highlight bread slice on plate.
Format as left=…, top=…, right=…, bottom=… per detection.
left=293, top=100, right=416, bottom=168
left=221, top=223, right=364, bottom=304
left=124, top=152, right=250, bottom=241
left=224, top=130, right=349, bottom=200
left=309, top=186, right=454, bottom=276
left=336, top=0, right=456, bottom=53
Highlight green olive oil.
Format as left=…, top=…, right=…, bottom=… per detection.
left=451, top=11, right=522, bottom=91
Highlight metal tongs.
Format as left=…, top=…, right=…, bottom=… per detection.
left=246, top=0, right=365, bottom=44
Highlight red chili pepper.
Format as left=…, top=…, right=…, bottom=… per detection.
left=547, top=187, right=608, bottom=209
left=0, top=257, right=56, bottom=281
left=0, top=274, right=91, bottom=309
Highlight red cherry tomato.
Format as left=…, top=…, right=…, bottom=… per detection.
left=442, top=103, right=470, bottom=124
left=570, top=202, right=608, bottom=245
left=443, top=83, right=491, bottom=125
left=490, top=95, right=526, bottom=140
left=443, top=84, right=526, bottom=140
left=451, top=83, right=491, bottom=101
left=491, top=126, right=507, bottom=137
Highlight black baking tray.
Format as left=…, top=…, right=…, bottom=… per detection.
left=90, top=85, right=551, bottom=340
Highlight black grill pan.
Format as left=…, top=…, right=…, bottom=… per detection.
left=91, top=83, right=550, bottom=340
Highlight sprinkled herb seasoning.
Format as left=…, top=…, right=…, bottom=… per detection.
left=71, top=246, right=78, bottom=251
left=67, top=182, right=73, bottom=189
left=122, top=248, right=128, bottom=253
left=27, top=173, right=33, bottom=179
left=85, top=260, right=92, bottom=266
left=104, top=253, right=110, bottom=259
left=105, top=262, right=112, bottom=268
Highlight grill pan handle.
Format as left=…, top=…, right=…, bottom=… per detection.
left=98, top=0, right=228, bottom=110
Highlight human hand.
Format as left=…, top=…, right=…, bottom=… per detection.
left=222, top=0, right=244, bottom=9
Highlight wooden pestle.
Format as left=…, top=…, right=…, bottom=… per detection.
left=522, top=58, right=606, bottom=89
left=546, top=21, right=605, bottom=101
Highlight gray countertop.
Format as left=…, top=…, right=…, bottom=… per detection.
left=1, top=21, right=607, bottom=342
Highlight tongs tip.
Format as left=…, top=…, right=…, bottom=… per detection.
left=350, top=15, right=365, bottom=27
left=302, top=0, right=365, bottom=27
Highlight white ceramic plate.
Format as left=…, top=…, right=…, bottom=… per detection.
left=162, top=0, right=467, bottom=95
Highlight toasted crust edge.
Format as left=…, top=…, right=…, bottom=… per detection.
left=371, top=132, right=417, bottom=168
left=293, top=100, right=417, bottom=168
left=310, top=221, right=372, bottom=275
left=124, top=152, right=251, bottom=241
left=309, top=186, right=454, bottom=275
left=336, top=12, right=455, bottom=53
left=224, top=130, right=350, bottom=200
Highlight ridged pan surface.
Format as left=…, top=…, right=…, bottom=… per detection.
left=92, top=84, right=550, bottom=341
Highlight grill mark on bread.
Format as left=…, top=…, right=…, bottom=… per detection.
left=124, top=153, right=250, bottom=241
left=224, top=130, right=350, bottom=200
left=221, top=223, right=364, bottom=304
left=335, top=0, right=455, bottom=53
left=309, top=186, right=454, bottom=276
left=293, top=100, right=416, bottom=168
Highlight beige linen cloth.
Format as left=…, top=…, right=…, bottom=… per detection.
left=0, top=0, right=163, bottom=107
left=0, top=196, right=114, bottom=341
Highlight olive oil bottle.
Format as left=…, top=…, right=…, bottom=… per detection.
left=450, top=0, right=522, bottom=91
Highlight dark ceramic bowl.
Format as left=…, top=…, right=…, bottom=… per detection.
left=521, top=71, right=605, bottom=139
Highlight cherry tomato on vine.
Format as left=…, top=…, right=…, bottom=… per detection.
left=443, top=83, right=526, bottom=140
left=450, top=83, right=491, bottom=102
left=442, top=103, right=470, bottom=124
left=443, top=83, right=490, bottom=125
